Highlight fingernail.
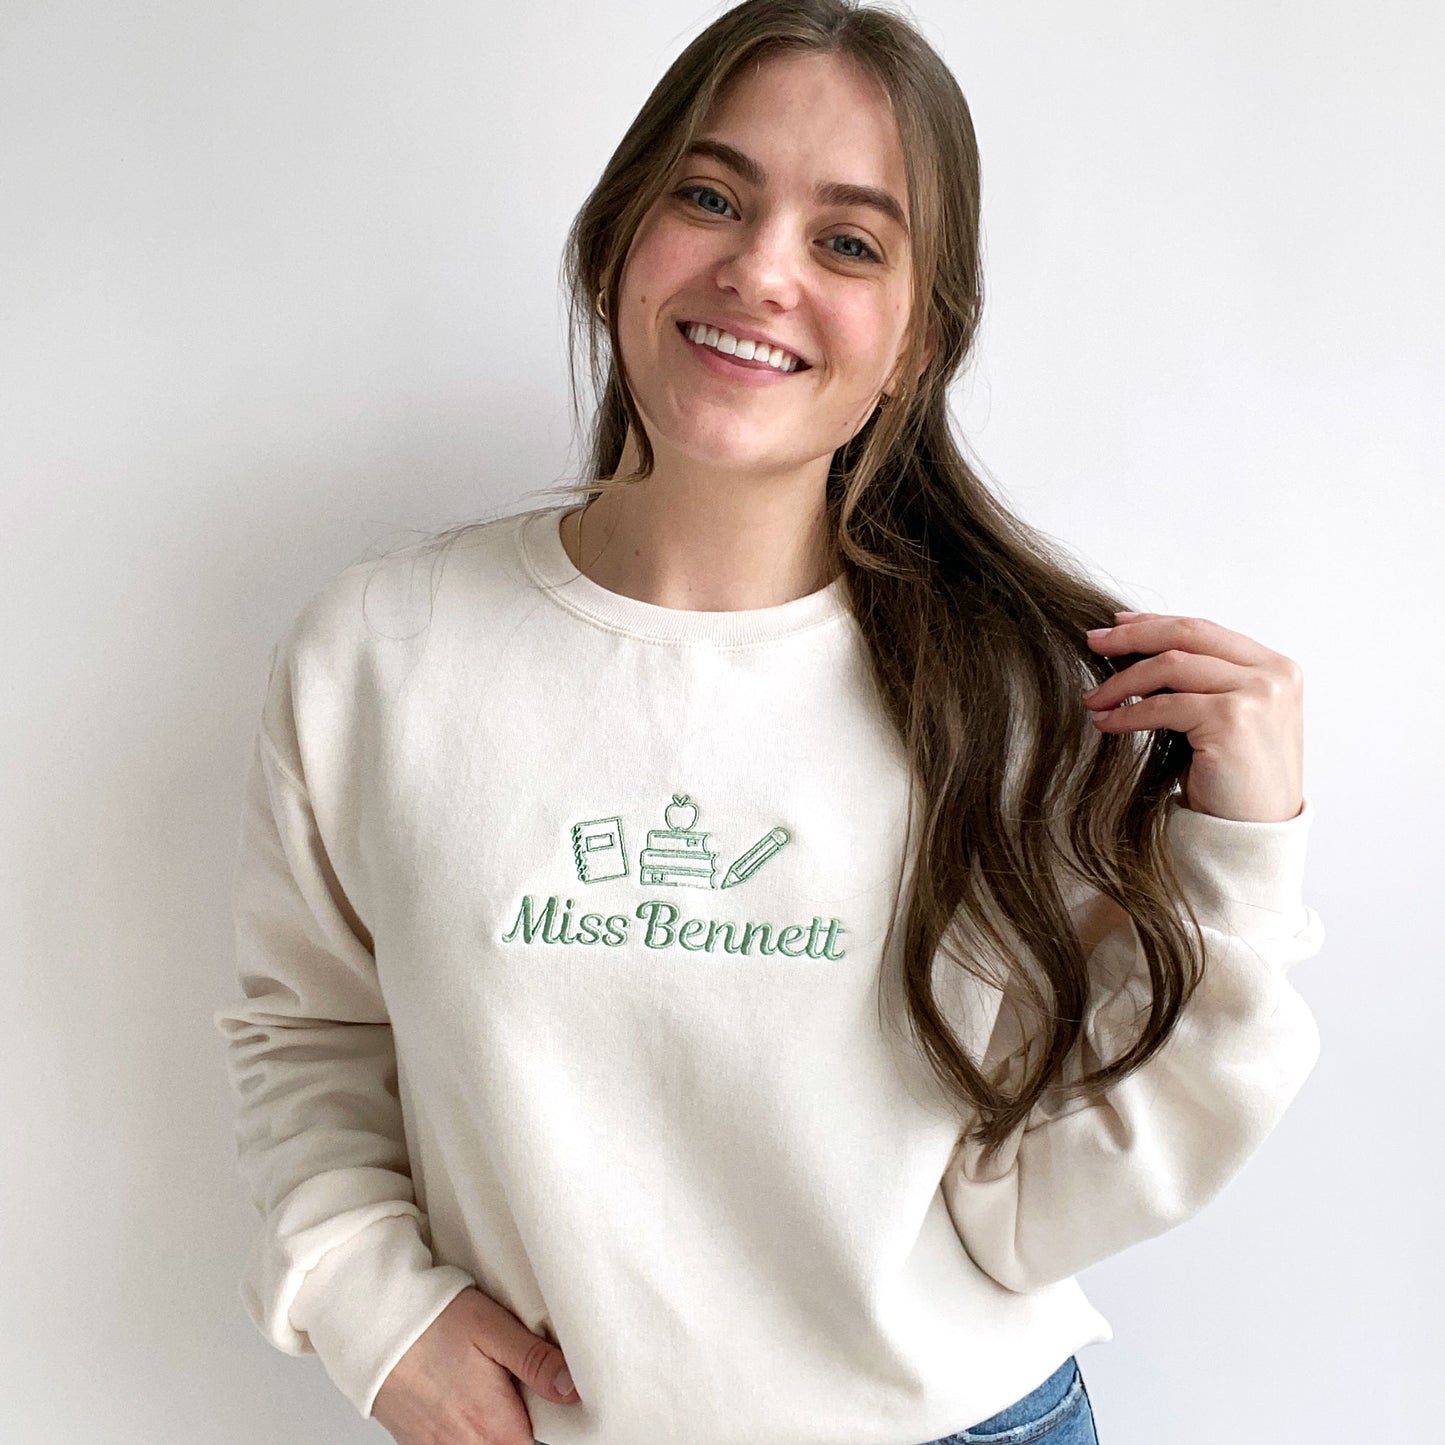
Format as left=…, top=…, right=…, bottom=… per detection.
left=1086, top=627, right=1110, bottom=638
left=553, top=1365, right=575, bottom=1397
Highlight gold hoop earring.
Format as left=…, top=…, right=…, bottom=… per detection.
left=594, top=288, right=608, bottom=323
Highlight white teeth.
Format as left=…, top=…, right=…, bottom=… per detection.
left=685, top=322, right=801, bottom=372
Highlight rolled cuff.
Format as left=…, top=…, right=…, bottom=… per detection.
left=1165, top=792, right=1315, bottom=939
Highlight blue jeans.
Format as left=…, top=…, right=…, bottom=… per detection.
left=921, top=1354, right=1098, bottom=1444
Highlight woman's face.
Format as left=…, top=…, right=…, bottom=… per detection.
left=613, top=50, right=927, bottom=483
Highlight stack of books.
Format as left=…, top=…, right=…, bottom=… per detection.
left=638, top=822, right=717, bottom=887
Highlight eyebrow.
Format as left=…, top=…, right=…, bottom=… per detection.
left=682, top=137, right=910, bottom=238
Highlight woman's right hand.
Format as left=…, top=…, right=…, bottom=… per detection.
left=372, top=1286, right=581, bottom=1444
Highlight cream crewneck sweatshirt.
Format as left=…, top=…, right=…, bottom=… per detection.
left=213, top=502, right=1324, bottom=1444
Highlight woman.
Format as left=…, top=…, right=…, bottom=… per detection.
left=213, top=3, right=1322, bottom=1443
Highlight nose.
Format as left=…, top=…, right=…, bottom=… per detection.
left=712, top=217, right=805, bottom=313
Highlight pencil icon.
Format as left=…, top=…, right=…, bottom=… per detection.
left=720, top=827, right=789, bottom=888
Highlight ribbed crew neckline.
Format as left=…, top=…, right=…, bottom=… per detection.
left=516, top=504, right=851, bottom=645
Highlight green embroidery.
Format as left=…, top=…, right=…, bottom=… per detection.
left=500, top=894, right=628, bottom=947
left=720, top=827, right=789, bottom=888
left=633, top=900, right=845, bottom=958
left=572, top=792, right=790, bottom=891
left=499, top=894, right=846, bottom=958
left=571, top=815, right=628, bottom=883
left=638, top=793, right=717, bottom=887
left=501, top=791, right=845, bottom=958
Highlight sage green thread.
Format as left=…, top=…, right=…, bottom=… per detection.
left=721, top=827, right=790, bottom=888
left=572, top=816, right=628, bottom=884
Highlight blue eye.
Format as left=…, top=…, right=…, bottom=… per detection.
left=828, top=233, right=880, bottom=264
left=671, top=184, right=882, bottom=264
left=675, top=183, right=733, bottom=217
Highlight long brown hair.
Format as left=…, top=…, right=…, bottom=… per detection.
left=428, top=0, right=1205, bottom=1172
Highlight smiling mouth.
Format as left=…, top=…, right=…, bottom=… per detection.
left=675, top=320, right=811, bottom=373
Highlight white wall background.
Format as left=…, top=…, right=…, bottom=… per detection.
left=3, top=1, right=1438, bottom=1440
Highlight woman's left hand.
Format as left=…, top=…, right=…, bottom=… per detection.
left=1081, top=610, right=1305, bottom=824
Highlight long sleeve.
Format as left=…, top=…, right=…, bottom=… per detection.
left=212, top=646, right=475, bottom=1419
left=942, top=792, right=1324, bottom=1293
